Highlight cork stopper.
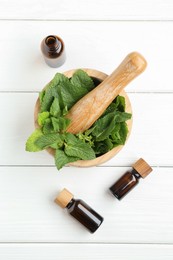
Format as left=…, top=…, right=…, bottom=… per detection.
left=54, top=188, right=74, bottom=208
left=132, top=158, right=153, bottom=178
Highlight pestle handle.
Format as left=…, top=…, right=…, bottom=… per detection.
left=66, top=52, right=147, bottom=134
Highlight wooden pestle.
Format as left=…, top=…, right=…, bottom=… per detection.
left=65, top=52, right=147, bottom=134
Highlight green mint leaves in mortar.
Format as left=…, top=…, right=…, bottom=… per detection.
left=26, top=70, right=132, bottom=170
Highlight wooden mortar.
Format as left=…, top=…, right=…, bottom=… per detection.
left=34, top=52, right=147, bottom=167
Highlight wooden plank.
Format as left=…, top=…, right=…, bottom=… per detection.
left=0, top=20, right=173, bottom=92
left=0, top=244, right=173, bottom=260
left=0, top=0, right=173, bottom=20
left=0, top=166, right=172, bottom=243
left=0, top=93, right=172, bottom=166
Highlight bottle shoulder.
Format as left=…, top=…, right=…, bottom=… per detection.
left=67, top=199, right=87, bottom=213
left=119, top=170, right=139, bottom=185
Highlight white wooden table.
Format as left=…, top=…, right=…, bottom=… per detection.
left=1, top=1, right=173, bottom=259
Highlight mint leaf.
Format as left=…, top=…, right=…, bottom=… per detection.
left=40, top=86, right=59, bottom=112
left=25, top=129, right=43, bottom=152
left=64, top=132, right=78, bottom=143
left=114, top=111, right=132, bottom=122
left=102, top=103, right=119, bottom=117
left=84, top=126, right=96, bottom=136
left=71, top=70, right=95, bottom=92
left=40, top=73, right=69, bottom=112
left=51, top=117, right=71, bottom=132
left=49, top=142, right=63, bottom=149
left=105, top=138, right=114, bottom=150
left=58, top=70, right=95, bottom=110
left=102, top=96, right=126, bottom=117
left=55, top=149, right=79, bottom=170
left=93, top=138, right=113, bottom=156
left=119, top=122, right=128, bottom=144
left=37, top=112, right=50, bottom=127
left=60, top=82, right=87, bottom=109
left=65, top=137, right=95, bottom=160
left=96, top=119, right=116, bottom=142
left=35, top=133, right=62, bottom=150
left=94, top=141, right=109, bottom=156
left=49, top=134, right=65, bottom=149
left=42, top=118, right=54, bottom=134
left=93, top=111, right=131, bottom=140
left=110, top=123, right=121, bottom=140
left=62, top=105, right=68, bottom=116
left=115, top=95, right=125, bottom=112
left=92, top=113, right=115, bottom=141
left=59, top=83, right=77, bottom=109
left=111, top=122, right=128, bottom=145
left=50, top=97, right=61, bottom=117
left=39, top=90, right=45, bottom=104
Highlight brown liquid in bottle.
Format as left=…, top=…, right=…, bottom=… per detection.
left=110, top=169, right=141, bottom=200
left=55, top=188, right=104, bottom=233
left=109, top=158, right=153, bottom=200
left=41, top=35, right=66, bottom=68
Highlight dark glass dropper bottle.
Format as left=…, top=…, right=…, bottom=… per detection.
left=109, top=158, right=153, bottom=200
left=41, top=35, right=66, bottom=68
left=55, top=188, right=104, bottom=233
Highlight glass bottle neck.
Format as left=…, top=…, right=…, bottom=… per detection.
left=131, top=168, right=141, bottom=179
left=66, top=198, right=75, bottom=209
left=45, top=35, right=61, bottom=52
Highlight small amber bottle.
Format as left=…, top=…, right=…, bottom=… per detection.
left=41, top=35, right=66, bottom=68
left=109, top=158, right=153, bottom=200
left=55, top=188, right=104, bottom=233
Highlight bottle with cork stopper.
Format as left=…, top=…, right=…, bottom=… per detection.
left=109, top=158, right=153, bottom=200
left=41, top=35, right=66, bottom=68
left=55, top=188, right=104, bottom=233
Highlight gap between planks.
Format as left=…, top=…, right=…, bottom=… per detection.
left=0, top=19, right=173, bottom=22
left=0, top=242, right=173, bottom=245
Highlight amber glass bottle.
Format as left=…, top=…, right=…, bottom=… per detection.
left=109, top=158, right=153, bottom=200
left=41, top=35, right=66, bottom=68
left=55, top=188, right=104, bottom=233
